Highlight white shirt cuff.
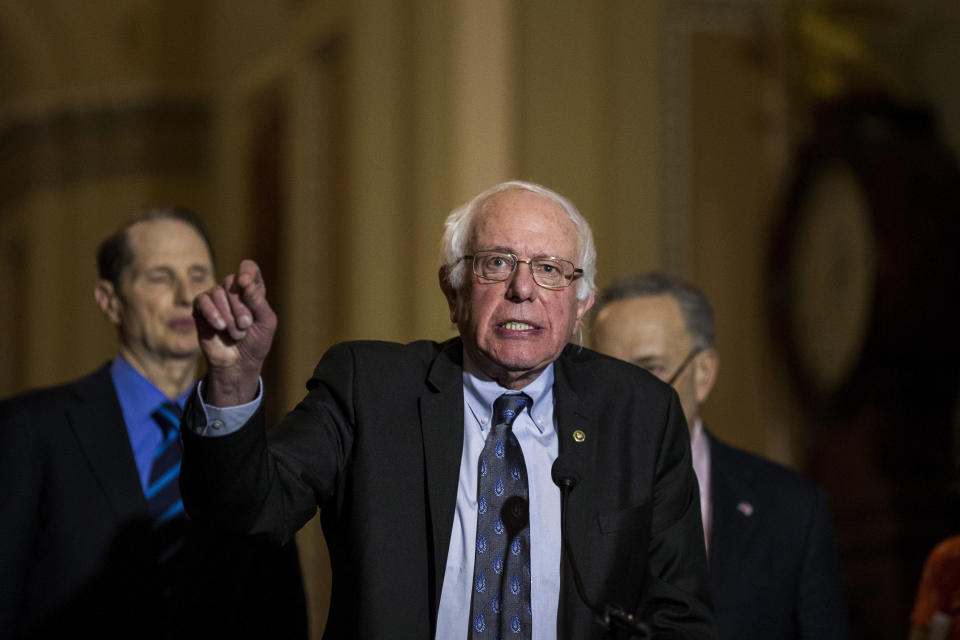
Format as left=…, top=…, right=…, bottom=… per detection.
left=193, top=378, right=263, bottom=437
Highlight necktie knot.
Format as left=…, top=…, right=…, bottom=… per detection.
left=152, top=401, right=182, bottom=436
left=493, top=393, right=531, bottom=427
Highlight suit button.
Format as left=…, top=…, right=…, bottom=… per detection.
left=572, top=429, right=586, bottom=443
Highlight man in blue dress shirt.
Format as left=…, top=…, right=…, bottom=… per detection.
left=182, top=181, right=716, bottom=638
left=0, top=207, right=307, bottom=639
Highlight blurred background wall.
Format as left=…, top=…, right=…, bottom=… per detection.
left=1, top=1, right=958, bottom=637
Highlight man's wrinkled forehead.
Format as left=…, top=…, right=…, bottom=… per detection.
left=123, top=220, right=213, bottom=275
left=469, top=188, right=579, bottom=253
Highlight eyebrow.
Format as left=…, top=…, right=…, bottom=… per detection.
left=477, top=246, right=572, bottom=260
left=143, top=265, right=174, bottom=275
left=142, top=264, right=211, bottom=276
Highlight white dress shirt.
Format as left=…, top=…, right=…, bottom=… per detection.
left=434, top=354, right=562, bottom=639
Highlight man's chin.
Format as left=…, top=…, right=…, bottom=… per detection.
left=473, top=349, right=556, bottom=386
left=164, top=342, right=202, bottom=361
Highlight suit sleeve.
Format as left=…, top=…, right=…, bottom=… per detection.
left=642, top=391, right=717, bottom=638
left=796, top=488, right=850, bottom=640
left=0, top=400, right=42, bottom=636
left=181, top=342, right=359, bottom=544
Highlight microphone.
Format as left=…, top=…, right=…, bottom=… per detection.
left=551, top=455, right=581, bottom=492
left=552, top=456, right=650, bottom=639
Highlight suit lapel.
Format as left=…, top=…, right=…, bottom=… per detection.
left=707, top=431, right=758, bottom=588
left=553, top=350, right=599, bottom=628
left=69, top=366, right=148, bottom=520
left=553, top=357, right=599, bottom=505
left=419, top=339, right=467, bottom=612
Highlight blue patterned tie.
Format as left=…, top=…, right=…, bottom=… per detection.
left=147, top=401, right=187, bottom=562
left=470, top=393, right=533, bottom=639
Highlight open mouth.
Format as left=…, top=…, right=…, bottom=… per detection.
left=500, top=320, right=538, bottom=331
left=169, top=317, right=196, bottom=331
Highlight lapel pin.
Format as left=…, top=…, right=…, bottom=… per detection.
left=572, top=429, right=586, bottom=443
left=737, top=501, right=754, bottom=517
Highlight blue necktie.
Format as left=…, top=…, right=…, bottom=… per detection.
left=470, top=393, right=533, bottom=639
left=147, top=401, right=187, bottom=562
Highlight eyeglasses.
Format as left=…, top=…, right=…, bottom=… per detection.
left=666, top=348, right=702, bottom=385
left=462, top=251, right=583, bottom=290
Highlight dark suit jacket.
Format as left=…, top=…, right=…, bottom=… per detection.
left=182, top=338, right=716, bottom=639
left=0, top=364, right=308, bottom=639
left=706, top=431, right=849, bottom=640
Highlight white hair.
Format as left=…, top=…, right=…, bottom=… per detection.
left=439, top=181, right=597, bottom=300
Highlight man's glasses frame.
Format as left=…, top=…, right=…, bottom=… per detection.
left=666, top=348, right=702, bottom=385
left=461, top=251, right=583, bottom=290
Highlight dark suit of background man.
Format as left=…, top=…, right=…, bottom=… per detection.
left=180, top=181, right=716, bottom=639
left=0, top=207, right=307, bottom=639
left=592, top=272, right=849, bottom=640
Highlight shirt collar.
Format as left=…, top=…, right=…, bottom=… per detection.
left=461, top=350, right=554, bottom=435
left=110, top=355, right=190, bottom=421
left=690, top=418, right=710, bottom=480
left=690, top=418, right=704, bottom=447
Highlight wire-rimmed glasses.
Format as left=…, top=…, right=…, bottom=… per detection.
left=462, top=251, right=583, bottom=290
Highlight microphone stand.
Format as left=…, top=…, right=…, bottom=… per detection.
left=556, top=473, right=650, bottom=639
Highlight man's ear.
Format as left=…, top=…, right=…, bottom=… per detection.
left=438, top=266, right=459, bottom=323
left=574, top=290, right=595, bottom=331
left=94, top=280, right=122, bottom=326
left=693, top=348, right=719, bottom=405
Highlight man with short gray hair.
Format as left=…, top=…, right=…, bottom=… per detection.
left=593, top=271, right=849, bottom=640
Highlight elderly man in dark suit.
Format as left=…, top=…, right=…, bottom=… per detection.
left=181, top=181, right=716, bottom=638
left=592, top=272, right=849, bottom=640
left=0, top=207, right=307, bottom=639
